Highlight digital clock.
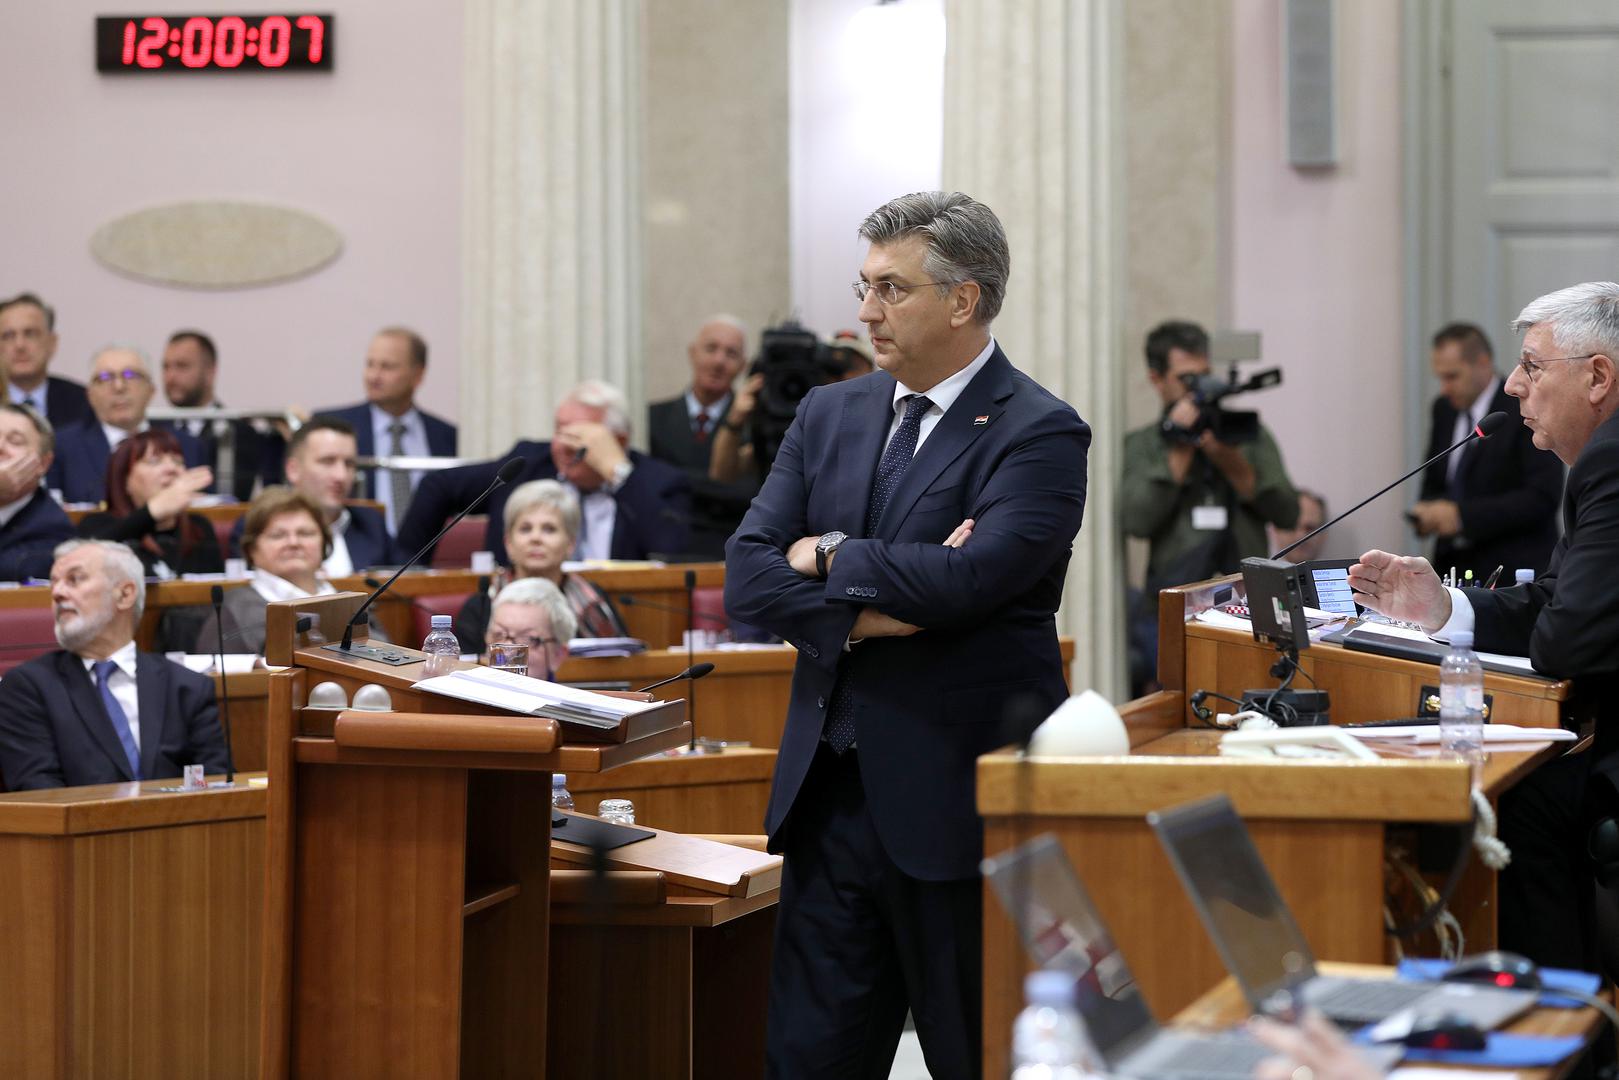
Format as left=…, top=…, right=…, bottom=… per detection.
left=95, top=14, right=334, bottom=72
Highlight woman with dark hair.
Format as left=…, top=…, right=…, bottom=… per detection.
left=77, top=428, right=222, bottom=579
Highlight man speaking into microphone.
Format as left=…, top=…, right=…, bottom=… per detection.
left=1349, top=281, right=1619, bottom=975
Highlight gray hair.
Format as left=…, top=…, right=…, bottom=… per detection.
left=89, top=343, right=152, bottom=372
left=858, top=191, right=1010, bottom=324
left=53, top=538, right=147, bottom=621
left=490, top=576, right=577, bottom=643
left=0, top=401, right=54, bottom=457
left=564, top=379, right=630, bottom=437
left=699, top=313, right=749, bottom=345
left=503, top=478, right=581, bottom=540
left=1511, top=281, right=1619, bottom=357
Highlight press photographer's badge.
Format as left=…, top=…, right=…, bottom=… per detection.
left=1191, top=504, right=1228, bottom=530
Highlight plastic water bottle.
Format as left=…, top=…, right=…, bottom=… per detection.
left=421, top=614, right=460, bottom=677
left=551, top=773, right=574, bottom=811
left=1440, top=630, right=1485, bottom=761
left=1011, top=971, right=1093, bottom=1079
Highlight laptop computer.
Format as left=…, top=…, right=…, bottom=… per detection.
left=1148, top=794, right=1537, bottom=1028
left=982, top=835, right=1401, bottom=1079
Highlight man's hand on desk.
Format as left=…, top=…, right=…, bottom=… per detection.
left=1347, top=550, right=1452, bottom=632
left=1249, top=1011, right=1384, bottom=1080
left=1409, top=499, right=1462, bottom=538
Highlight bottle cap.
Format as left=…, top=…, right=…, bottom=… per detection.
left=431, top=614, right=452, bottom=629
left=1515, top=568, right=1534, bottom=585
left=1024, top=970, right=1077, bottom=1006
left=552, top=773, right=567, bottom=786
left=1450, top=630, right=1474, bottom=649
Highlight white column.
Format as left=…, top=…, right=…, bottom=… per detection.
left=462, top=0, right=644, bottom=457
left=943, top=0, right=1126, bottom=697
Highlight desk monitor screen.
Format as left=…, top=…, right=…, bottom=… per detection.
left=1301, top=559, right=1359, bottom=618
left=1240, top=557, right=1311, bottom=651
left=982, top=835, right=1157, bottom=1063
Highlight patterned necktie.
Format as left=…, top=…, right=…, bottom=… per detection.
left=823, top=394, right=934, bottom=752
left=694, top=411, right=710, bottom=443
left=388, top=420, right=412, bottom=528
left=94, top=659, right=142, bottom=780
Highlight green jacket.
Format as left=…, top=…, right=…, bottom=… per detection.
left=1120, top=421, right=1300, bottom=587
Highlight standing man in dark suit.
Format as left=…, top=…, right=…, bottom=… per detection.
left=160, top=329, right=282, bottom=501
left=0, top=293, right=91, bottom=430
left=0, top=539, right=229, bottom=790
left=398, top=380, right=690, bottom=566
left=1350, top=281, right=1619, bottom=976
left=48, top=346, right=204, bottom=505
left=1412, top=323, right=1563, bottom=581
left=647, top=315, right=749, bottom=473
left=0, top=403, right=74, bottom=581
left=725, top=192, right=1090, bottom=1079
left=317, top=327, right=457, bottom=534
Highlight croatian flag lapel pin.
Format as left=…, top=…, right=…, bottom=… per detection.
left=973, top=415, right=989, bottom=426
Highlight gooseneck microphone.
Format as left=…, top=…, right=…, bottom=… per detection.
left=210, top=585, right=236, bottom=786
left=332, top=457, right=524, bottom=661
left=1271, top=411, right=1511, bottom=561
left=634, top=662, right=715, bottom=694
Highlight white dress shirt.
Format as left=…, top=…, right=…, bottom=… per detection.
left=102, top=420, right=149, bottom=452
left=1447, top=376, right=1500, bottom=483
left=81, top=640, right=141, bottom=750
left=885, top=336, right=997, bottom=453
left=684, top=389, right=732, bottom=433
left=8, top=381, right=45, bottom=414
left=369, top=404, right=428, bottom=530
left=323, top=508, right=355, bottom=578
left=569, top=485, right=618, bottom=561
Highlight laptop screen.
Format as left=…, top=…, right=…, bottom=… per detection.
left=982, top=834, right=1158, bottom=1063
left=1148, top=795, right=1317, bottom=1006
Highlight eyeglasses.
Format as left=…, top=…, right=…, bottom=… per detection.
left=487, top=632, right=558, bottom=651
left=850, top=279, right=948, bottom=305
left=1516, top=353, right=1597, bottom=382
left=90, top=368, right=149, bottom=386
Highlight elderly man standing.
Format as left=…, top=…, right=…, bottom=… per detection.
left=1349, top=281, right=1619, bottom=976
left=0, top=539, right=229, bottom=790
left=648, top=315, right=749, bottom=475
left=726, top=192, right=1090, bottom=1079
left=48, top=346, right=203, bottom=505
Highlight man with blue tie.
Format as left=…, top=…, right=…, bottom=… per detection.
left=725, top=191, right=1091, bottom=1079
left=0, top=539, right=228, bottom=790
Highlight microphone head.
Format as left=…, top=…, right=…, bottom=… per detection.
left=210, top=584, right=224, bottom=607
left=616, top=595, right=637, bottom=606
left=496, top=457, right=525, bottom=484
left=294, top=615, right=313, bottom=634
left=1476, top=411, right=1512, bottom=438
left=686, top=661, right=715, bottom=680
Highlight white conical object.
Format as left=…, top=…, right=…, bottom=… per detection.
left=1027, top=689, right=1130, bottom=757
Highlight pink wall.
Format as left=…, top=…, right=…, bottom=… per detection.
left=1229, top=0, right=1406, bottom=558
left=1, top=2, right=462, bottom=419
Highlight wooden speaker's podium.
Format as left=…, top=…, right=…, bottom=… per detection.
left=257, top=593, right=695, bottom=1079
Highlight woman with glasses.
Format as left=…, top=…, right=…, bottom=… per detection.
left=484, top=577, right=576, bottom=681
left=193, top=486, right=385, bottom=655
left=78, top=428, right=222, bottom=579
left=454, top=479, right=628, bottom=655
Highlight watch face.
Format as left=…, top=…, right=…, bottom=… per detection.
left=818, top=530, right=847, bottom=552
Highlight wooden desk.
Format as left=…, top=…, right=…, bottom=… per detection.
left=1177, top=961, right=1605, bottom=1079
left=565, top=746, right=776, bottom=834
left=0, top=777, right=267, bottom=1079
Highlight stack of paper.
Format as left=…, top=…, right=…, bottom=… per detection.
left=416, top=665, right=663, bottom=729
left=566, top=636, right=647, bottom=658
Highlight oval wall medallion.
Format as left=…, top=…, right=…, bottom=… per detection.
left=90, top=200, right=343, bottom=289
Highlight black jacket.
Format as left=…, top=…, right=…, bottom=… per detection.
left=0, top=488, right=74, bottom=582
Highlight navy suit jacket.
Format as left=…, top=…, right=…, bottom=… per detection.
left=724, top=348, right=1090, bottom=881
left=228, top=502, right=398, bottom=569
left=47, top=421, right=205, bottom=505
left=315, top=402, right=459, bottom=501
left=1419, top=383, right=1563, bottom=580
left=35, top=375, right=92, bottom=430
left=0, top=488, right=75, bottom=582
left=397, top=442, right=692, bottom=566
left=0, top=649, right=229, bottom=790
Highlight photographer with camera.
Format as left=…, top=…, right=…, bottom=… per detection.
left=709, top=321, right=846, bottom=486
left=1123, top=319, right=1299, bottom=595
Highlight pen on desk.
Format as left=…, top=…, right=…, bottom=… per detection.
left=1483, top=564, right=1504, bottom=590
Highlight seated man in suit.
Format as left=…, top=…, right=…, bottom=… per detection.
left=229, top=416, right=397, bottom=575
left=1411, top=322, right=1563, bottom=581
left=48, top=345, right=203, bottom=505
left=0, top=539, right=229, bottom=790
left=398, top=380, right=690, bottom=566
left=161, top=329, right=283, bottom=501
left=0, top=292, right=91, bottom=430
left=647, top=315, right=749, bottom=474
left=0, top=403, right=75, bottom=581
left=1350, top=281, right=1619, bottom=977
left=316, top=327, right=457, bottom=534
left=726, top=191, right=1090, bottom=1078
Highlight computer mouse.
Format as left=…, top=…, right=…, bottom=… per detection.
left=1399, top=1012, right=1488, bottom=1051
left=1441, top=950, right=1544, bottom=991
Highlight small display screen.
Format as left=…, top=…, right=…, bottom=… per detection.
left=95, top=15, right=334, bottom=73
left=1309, top=567, right=1358, bottom=617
